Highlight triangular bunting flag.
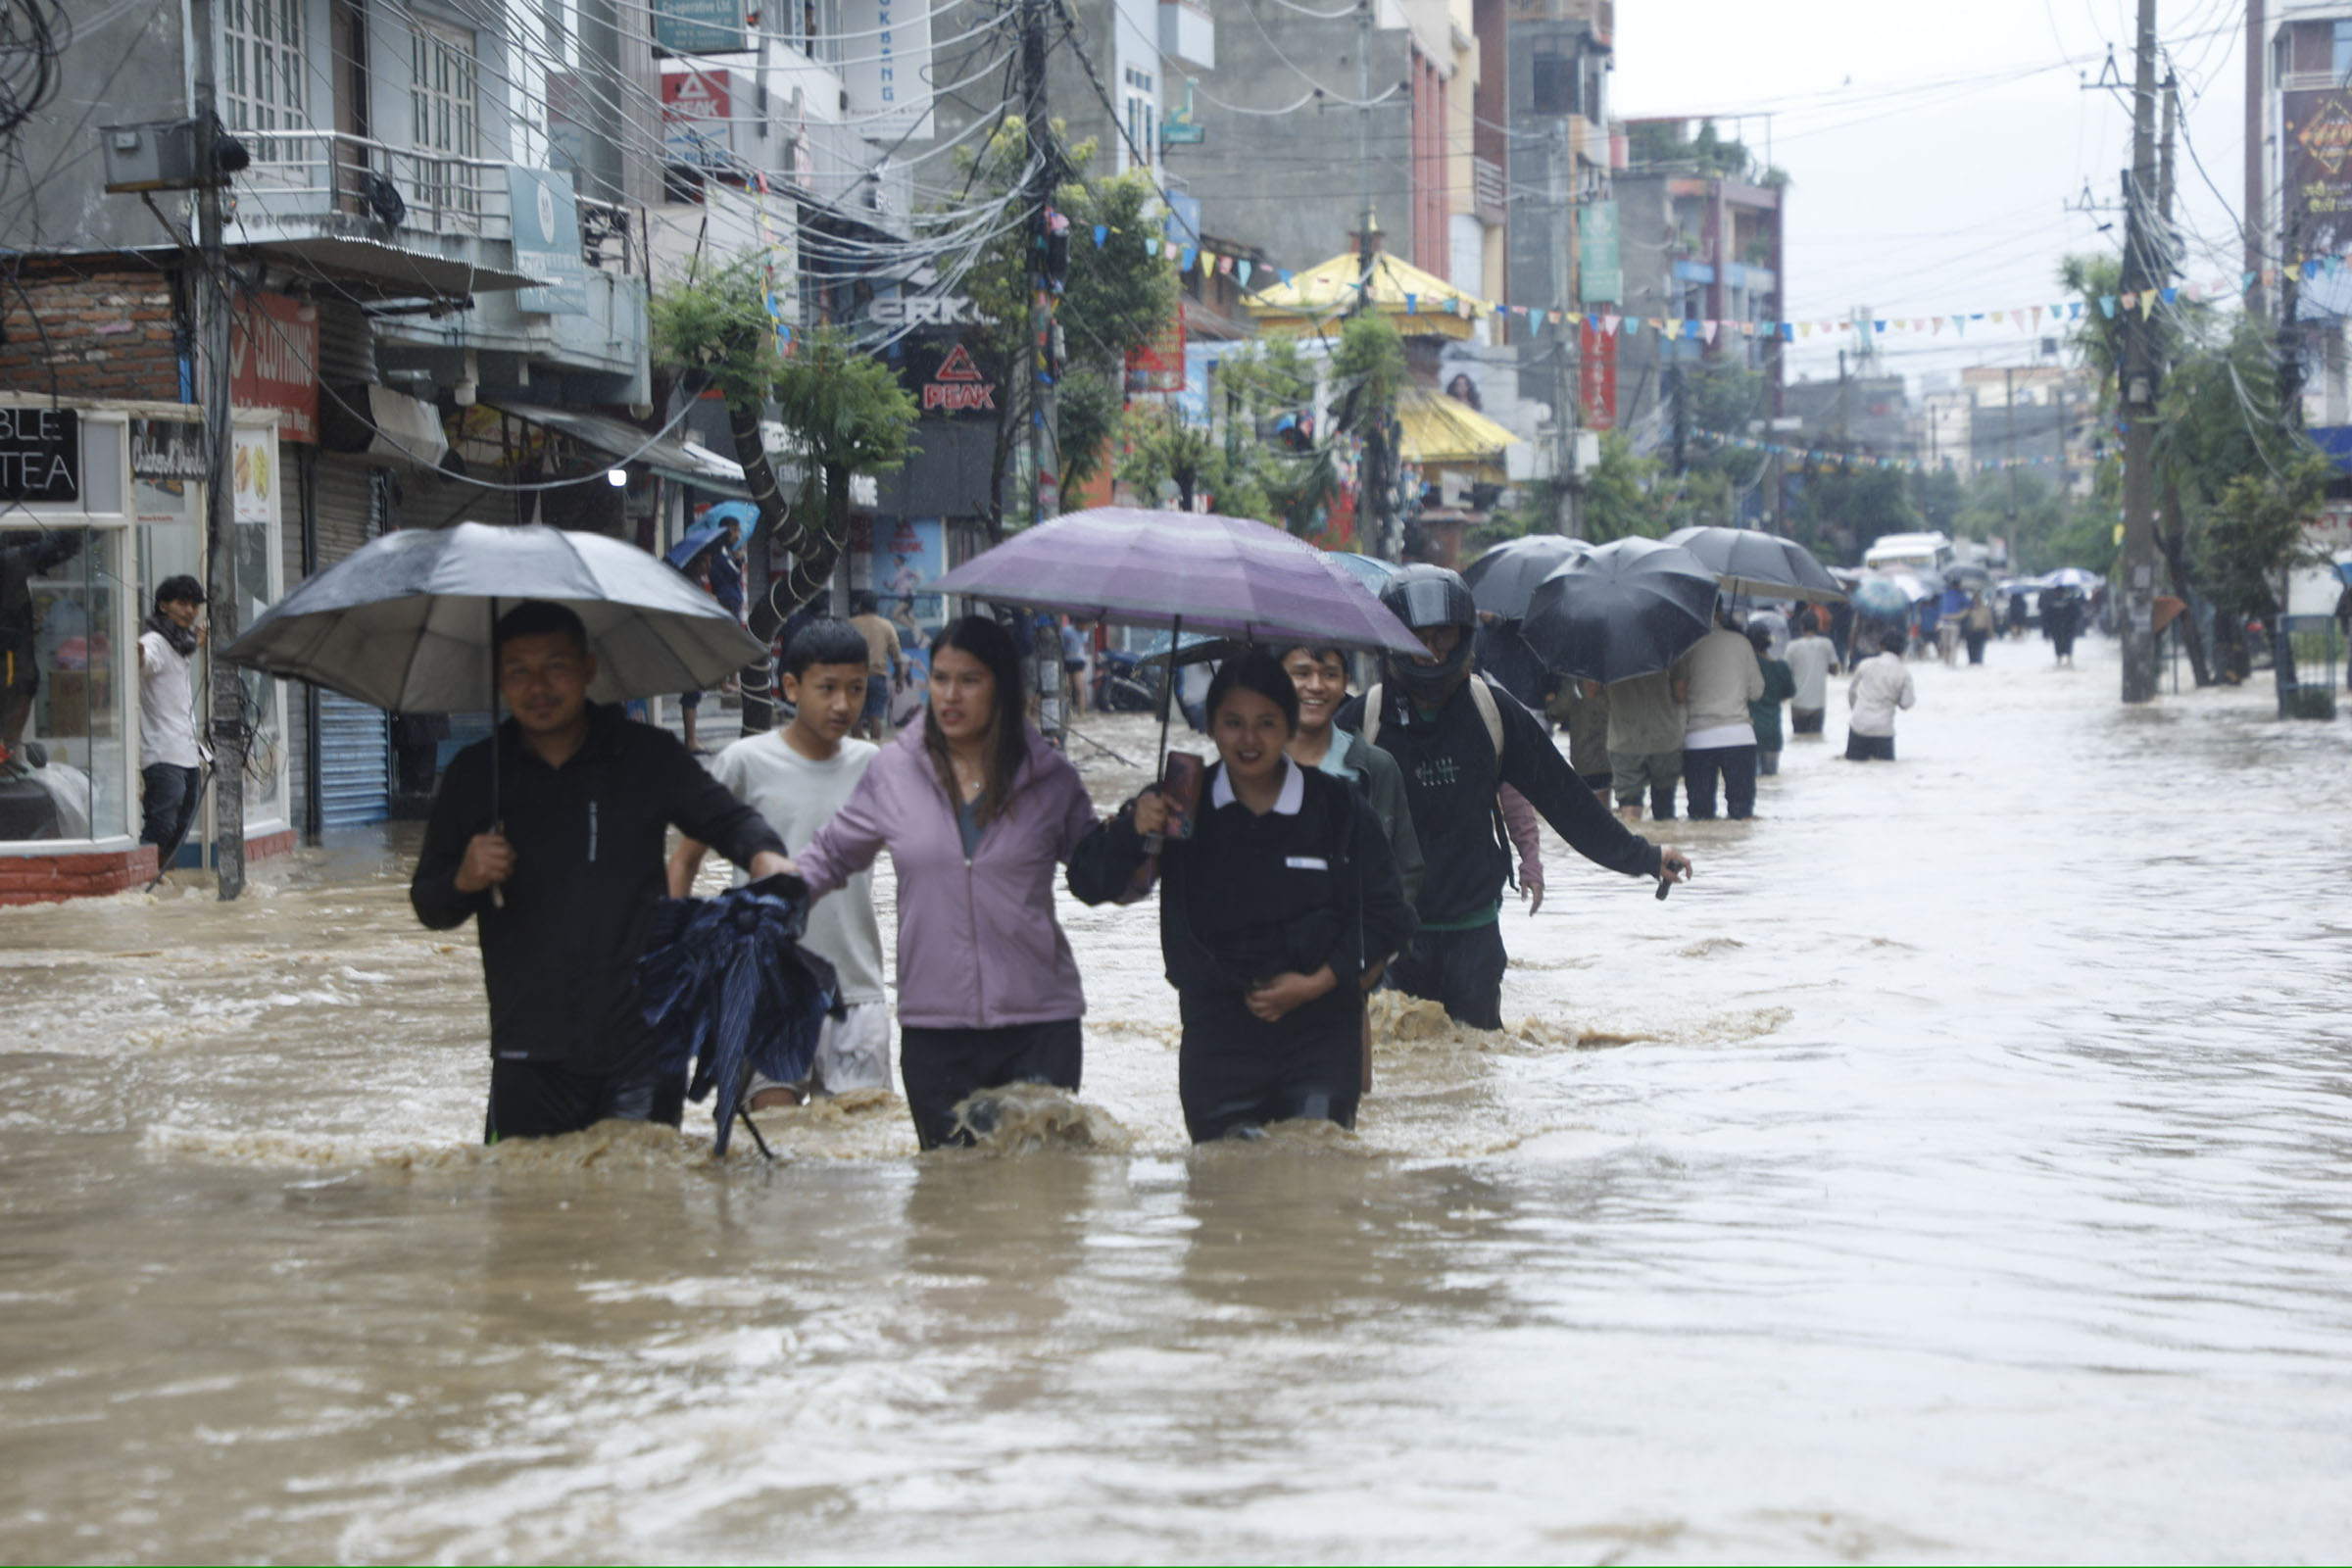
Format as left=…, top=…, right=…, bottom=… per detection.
left=1093, top=224, right=1107, bottom=247
left=2159, top=286, right=2178, bottom=305
left=1237, top=260, right=1252, bottom=285
left=1700, top=319, right=1718, bottom=343
left=1602, top=314, right=1621, bottom=335
left=1404, top=293, right=1418, bottom=314
left=1146, top=237, right=1160, bottom=258
left=2098, top=296, right=2117, bottom=318
left=1180, top=247, right=1197, bottom=272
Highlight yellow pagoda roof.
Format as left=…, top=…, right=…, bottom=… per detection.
left=1396, top=385, right=1520, bottom=469
left=1245, top=250, right=1488, bottom=340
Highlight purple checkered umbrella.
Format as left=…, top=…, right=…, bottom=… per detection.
left=930, top=508, right=1424, bottom=658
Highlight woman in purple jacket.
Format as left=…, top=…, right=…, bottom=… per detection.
left=794, top=615, right=1102, bottom=1147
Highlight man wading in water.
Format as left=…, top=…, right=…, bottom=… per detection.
left=412, top=601, right=790, bottom=1141
left=1336, top=565, right=1692, bottom=1030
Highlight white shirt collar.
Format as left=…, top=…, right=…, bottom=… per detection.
left=1208, top=755, right=1305, bottom=814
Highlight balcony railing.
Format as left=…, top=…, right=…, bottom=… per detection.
left=1473, top=155, right=1506, bottom=222
left=229, top=128, right=636, bottom=278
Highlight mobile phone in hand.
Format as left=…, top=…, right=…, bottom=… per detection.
left=1159, top=751, right=1205, bottom=842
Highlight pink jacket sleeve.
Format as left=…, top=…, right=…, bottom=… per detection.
left=795, top=762, right=893, bottom=898
left=1499, top=784, right=1543, bottom=891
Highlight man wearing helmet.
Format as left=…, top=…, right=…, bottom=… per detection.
left=1338, top=564, right=1691, bottom=1029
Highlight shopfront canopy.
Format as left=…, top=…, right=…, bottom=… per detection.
left=490, top=403, right=751, bottom=498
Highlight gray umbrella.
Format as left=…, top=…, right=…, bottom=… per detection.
left=222, top=521, right=766, bottom=710
left=1664, top=525, right=1845, bottom=603
left=1462, top=533, right=1592, bottom=618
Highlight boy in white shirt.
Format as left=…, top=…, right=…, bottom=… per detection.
left=669, top=617, right=891, bottom=1102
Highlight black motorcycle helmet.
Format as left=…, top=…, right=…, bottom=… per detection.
left=1379, top=564, right=1478, bottom=706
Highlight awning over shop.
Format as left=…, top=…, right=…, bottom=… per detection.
left=490, top=403, right=751, bottom=497
left=1245, top=250, right=1490, bottom=340
left=1397, top=385, right=1520, bottom=475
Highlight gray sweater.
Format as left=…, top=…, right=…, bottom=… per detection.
left=1680, top=627, right=1767, bottom=737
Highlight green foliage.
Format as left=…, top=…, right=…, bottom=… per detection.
left=1786, top=463, right=1920, bottom=565
left=1115, top=403, right=1266, bottom=521
left=1056, top=368, right=1120, bottom=495
left=2198, top=451, right=2331, bottom=617
left=1579, top=432, right=1734, bottom=542
left=1332, top=315, right=1405, bottom=421
left=648, top=260, right=779, bottom=407
left=771, top=330, right=917, bottom=478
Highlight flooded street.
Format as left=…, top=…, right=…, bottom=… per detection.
left=4, top=635, right=2349, bottom=1563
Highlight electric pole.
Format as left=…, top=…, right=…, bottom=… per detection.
left=2118, top=0, right=2162, bottom=704
left=1549, top=122, right=1582, bottom=536
left=1019, top=0, right=1066, bottom=732
left=2245, top=0, right=2267, bottom=321
left=1355, top=0, right=1373, bottom=293
left=191, top=0, right=246, bottom=897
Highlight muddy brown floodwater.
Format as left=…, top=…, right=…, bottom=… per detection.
left=4, top=636, right=2350, bottom=1562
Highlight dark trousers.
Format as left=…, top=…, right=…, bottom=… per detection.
left=1390, top=918, right=1507, bottom=1031
left=899, top=1017, right=1083, bottom=1149
left=1684, top=743, right=1758, bottom=819
left=1964, top=630, right=1988, bottom=664
left=1845, top=731, right=1896, bottom=761
left=1178, top=988, right=1361, bottom=1143
left=139, top=762, right=202, bottom=852
left=485, top=1052, right=685, bottom=1142
left=1790, top=707, right=1825, bottom=735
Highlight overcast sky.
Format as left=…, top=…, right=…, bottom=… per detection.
left=1609, top=0, right=2252, bottom=391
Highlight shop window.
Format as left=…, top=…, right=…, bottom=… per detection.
left=1, top=528, right=126, bottom=843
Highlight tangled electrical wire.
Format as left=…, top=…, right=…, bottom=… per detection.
left=0, top=0, right=66, bottom=146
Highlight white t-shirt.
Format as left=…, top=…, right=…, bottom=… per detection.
left=1784, top=636, right=1837, bottom=711
left=137, top=629, right=202, bottom=769
left=710, top=732, right=887, bottom=1005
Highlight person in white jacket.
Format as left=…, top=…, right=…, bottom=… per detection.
left=1679, top=617, right=1767, bottom=819
left=1845, top=630, right=1917, bottom=761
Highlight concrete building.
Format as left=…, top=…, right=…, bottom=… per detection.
left=2263, top=3, right=2352, bottom=429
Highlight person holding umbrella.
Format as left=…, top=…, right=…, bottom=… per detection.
left=1337, top=566, right=1691, bottom=1031
left=411, top=601, right=794, bottom=1141
left=787, top=614, right=1103, bottom=1150
left=1070, top=650, right=1417, bottom=1141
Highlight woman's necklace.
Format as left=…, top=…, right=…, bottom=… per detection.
left=950, top=752, right=984, bottom=801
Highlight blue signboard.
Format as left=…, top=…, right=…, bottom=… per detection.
left=507, top=166, right=588, bottom=316
left=655, top=0, right=747, bottom=53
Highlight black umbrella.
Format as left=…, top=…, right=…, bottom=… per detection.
left=638, top=874, right=844, bottom=1157
left=1664, top=525, right=1845, bottom=603
left=1462, top=533, right=1592, bottom=618
left=1522, top=537, right=1721, bottom=685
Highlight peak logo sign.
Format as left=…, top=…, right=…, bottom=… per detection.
left=921, top=343, right=996, bottom=415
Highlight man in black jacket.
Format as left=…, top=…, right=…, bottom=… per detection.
left=1337, top=565, right=1691, bottom=1030
left=413, top=601, right=790, bottom=1141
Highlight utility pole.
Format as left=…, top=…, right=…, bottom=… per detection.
left=2246, top=0, right=2267, bottom=321
left=1355, top=0, right=1373, bottom=293
left=1019, top=0, right=1065, bottom=731
left=1549, top=122, right=1582, bottom=536
left=2004, top=366, right=2017, bottom=534
left=2118, top=0, right=2163, bottom=704
left=191, top=0, right=246, bottom=898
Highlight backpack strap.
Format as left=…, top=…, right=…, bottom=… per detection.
left=1468, top=674, right=1505, bottom=760
left=1362, top=682, right=1383, bottom=748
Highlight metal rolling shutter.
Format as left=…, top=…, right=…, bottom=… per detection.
left=317, top=689, right=390, bottom=828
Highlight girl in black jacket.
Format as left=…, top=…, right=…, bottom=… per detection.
left=1070, top=650, right=1417, bottom=1142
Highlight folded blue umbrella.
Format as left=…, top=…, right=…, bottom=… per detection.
left=639, top=874, right=844, bottom=1156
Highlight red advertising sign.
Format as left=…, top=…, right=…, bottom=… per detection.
left=229, top=291, right=318, bottom=444
left=906, top=337, right=998, bottom=416
left=1125, top=303, right=1187, bottom=395
left=662, top=70, right=735, bottom=168
left=1578, top=316, right=1617, bottom=432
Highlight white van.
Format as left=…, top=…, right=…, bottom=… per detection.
left=1863, top=531, right=1954, bottom=575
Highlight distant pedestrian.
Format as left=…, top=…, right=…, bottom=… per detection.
left=790, top=615, right=1103, bottom=1149
left=1963, top=592, right=1995, bottom=664
left=1679, top=612, right=1766, bottom=821
left=707, top=517, right=746, bottom=624
left=669, top=616, right=891, bottom=1104
left=1606, top=668, right=1686, bottom=822
left=1845, top=630, right=1916, bottom=761
left=2006, top=590, right=2030, bottom=640
left=1784, top=619, right=1838, bottom=739
left=137, top=574, right=207, bottom=855
left=1559, top=679, right=1612, bottom=804
left=2043, top=587, right=2084, bottom=667
left=1936, top=587, right=1967, bottom=665
left=1060, top=617, right=1091, bottom=715
left=1746, top=623, right=1795, bottom=778
left=848, top=590, right=906, bottom=741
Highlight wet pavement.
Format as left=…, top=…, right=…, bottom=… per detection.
left=3, top=633, right=2348, bottom=1562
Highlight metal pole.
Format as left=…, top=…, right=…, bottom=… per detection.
left=1020, top=0, right=1064, bottom=737
left=191, top=0, right=246, bottom=898
left=1550, top=122, right=1581, bottom=536
left=2118, top=0, right=2163, bottom=704
left=2245, top=0, right=2267, bottom=322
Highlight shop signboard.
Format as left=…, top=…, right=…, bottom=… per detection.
left=129, top=416, right=205, bottom=525
left=1578, top=316, right=1617, bottom=430
left=229, top=292, right=318, bottom=443
left=0, top=406, right=78, bottom=502
left=655, top=0, right=746, bottom=54
left=507, top=166, right=589, bottom=316
left=1578, top=199, right=1622, bottom=304
left=662, top=69, right=735, bottom=169
left=839, top=0, right=934, bottom=139
left=231, top=429, right=275, bottom=524
left=900, top=333, right=998, bottom=417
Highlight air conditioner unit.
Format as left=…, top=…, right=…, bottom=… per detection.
left=100, top=117, right=248, bottom=193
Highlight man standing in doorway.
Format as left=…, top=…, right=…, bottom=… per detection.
left=137, top=574, right=207, bottom=857
left=412, top=601, right=792, bottom=1141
